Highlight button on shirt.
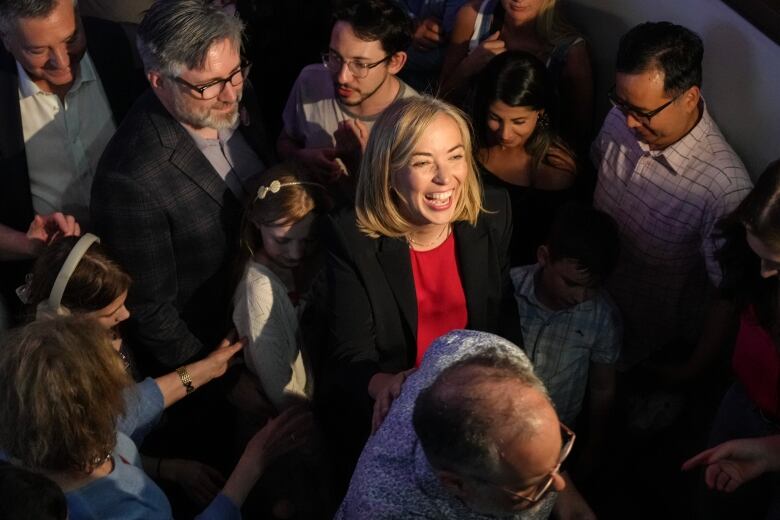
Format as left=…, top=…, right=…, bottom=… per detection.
left=511, top=264, right=622, bottom=424
left=18, top=53, right=116, bottom=225
left=592, top=102, right=752, bottom=367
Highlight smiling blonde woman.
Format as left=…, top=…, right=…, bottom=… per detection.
left=321, top=95, right=522, bottom=485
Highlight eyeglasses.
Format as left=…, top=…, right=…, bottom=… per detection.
left=321, top=51, right=391, bottom=79
left=474, top=422, right=576, bottom=505
left=173, top=62, right=252, bottom=100
left=608, top=85, right=680, bottom=125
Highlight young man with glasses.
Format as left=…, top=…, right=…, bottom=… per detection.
left=277, top=0, right=418, bottom=181
left=337, top=329, right=594, bottom=519
left=592, top=22, right=752, bottom=427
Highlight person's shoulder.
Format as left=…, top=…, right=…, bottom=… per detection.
left=451, top=0, right=481, bottom=32
left=292, top=64, right=332, bottom=94
left=244, top=261, right=278, bottom=288
left=510, top=263, right=537, bottom=286
left=101, top=92, right=179, bottom=169
left=695, top=111, right=750, bottom=177
left=481, top=183, right=510, bottom=212
left=590, top=289, right=622, bottom=325
left=597, top=107, right=632, bottom=145
left=537, top=145, right=577, bottom=188
left=397, top=77, right=420, bottom=99
left=327, top=206, right=377, bottom=253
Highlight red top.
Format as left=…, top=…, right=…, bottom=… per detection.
left=733, top=305, right=780, bottom=419
left=409, top=233, right=468, bottom=366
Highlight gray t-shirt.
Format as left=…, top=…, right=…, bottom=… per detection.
left=282, top=64, right=418, bottom=149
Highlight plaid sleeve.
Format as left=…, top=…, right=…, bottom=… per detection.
left=589, top=296, right=622, bottom=365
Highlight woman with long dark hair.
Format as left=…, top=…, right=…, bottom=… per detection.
left=472, top=51, right=577, bottom=265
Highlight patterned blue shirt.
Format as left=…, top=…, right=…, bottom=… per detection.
left=336, top=329, right=557, bottom=520
left=511, top=264, right=622, bottom=424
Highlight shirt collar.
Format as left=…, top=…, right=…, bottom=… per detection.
left=181, top=119, right=239, bottom=150
left=16, top=51, right=96, bottom=99
left=638, top=98, right=712, bottom=176
left=512, top=264, right=595, bottom=313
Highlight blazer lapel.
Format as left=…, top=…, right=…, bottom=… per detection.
left=0, top=49, right=34, bottom=230
left=376, top=237, right=418, bottom=339
left=148, top=97, right=237, bottom=208
left=455, top=221, right=489, bottom=328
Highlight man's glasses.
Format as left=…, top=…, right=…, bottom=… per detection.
left=608, top=85, right=680, bottom=125
left=321, top=51, right=391, bottom=79
left=475, top=422, right=575, bottom=505
left=173, top=62, right=252, bottom=100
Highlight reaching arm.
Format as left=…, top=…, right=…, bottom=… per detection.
left=0, top=214, right=80, bottom=261
left=220, top=407, right=314, bottom=506
left=325, top=215, right=383, bottom=399
left=153, top=337, right=245, bottom=408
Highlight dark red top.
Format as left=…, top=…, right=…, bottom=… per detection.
left=409, top=232, right=468, bottom=366
left=733, top=305, right=780, bottom=419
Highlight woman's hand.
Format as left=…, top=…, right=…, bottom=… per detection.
left=202, top=336, right=246, bottom=381
left=412, top=17, right=443, bottom=51
left=463, top=30, right=506, bottom=72
left=156, top=337, right=245, bottom=408
left=221, top=406, right=314, bottom=506
left=370, top=369, right=415, bottom=434
left=162, top=459, right=226, bottom=506
left=682, top=436, right=780, bottom=492
left=26, top=213, right=81, bottom=255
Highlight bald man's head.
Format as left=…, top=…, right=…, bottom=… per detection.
left=412, top=353, right=564, bottom=516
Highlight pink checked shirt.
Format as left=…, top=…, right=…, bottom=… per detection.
left=593, top=103, right=752, bottom=367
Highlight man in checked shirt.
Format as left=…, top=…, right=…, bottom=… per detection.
left=592, top=22, right=752, bottom=395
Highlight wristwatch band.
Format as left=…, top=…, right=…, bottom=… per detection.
left=176, top=366, right=195, bottom=394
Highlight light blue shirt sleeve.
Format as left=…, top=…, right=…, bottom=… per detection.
left=117, top=377, right=165, bottom=445
left=195, top=493, right=241, bottom=520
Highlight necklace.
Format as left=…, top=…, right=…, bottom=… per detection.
left=406, top=224, right=451, bottom=249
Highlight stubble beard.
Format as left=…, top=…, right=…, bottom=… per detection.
left=173, top=92, right=242, bottom=130
left=335, top=71, right=389, bottom=108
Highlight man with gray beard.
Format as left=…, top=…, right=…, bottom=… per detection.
left=92, top=0, right=273, bottom=375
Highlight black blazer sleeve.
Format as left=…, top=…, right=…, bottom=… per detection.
left=487, top=186, right=523, bottom=346
left=323, top=213, right=383, bottom=401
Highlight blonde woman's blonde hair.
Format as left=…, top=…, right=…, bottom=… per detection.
left=355, top=96, right=483, bottom=238
left=535, top=0, right=580, bottom=46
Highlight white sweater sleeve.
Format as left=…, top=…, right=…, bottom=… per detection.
left=232, top=263, right=311, bottom=410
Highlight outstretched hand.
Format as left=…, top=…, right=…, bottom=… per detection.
left=243, top=406, right=315, bottom=473
left=204, top=336, right=246, bottom=380
left=164, top=459, right=226, bottom=506
left=682, top=436, right=780, bottom=493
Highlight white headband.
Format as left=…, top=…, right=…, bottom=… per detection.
left=38, top=233, right=100, bottom=318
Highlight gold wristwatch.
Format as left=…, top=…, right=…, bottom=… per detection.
left=176, top=366, right=195, bottom=394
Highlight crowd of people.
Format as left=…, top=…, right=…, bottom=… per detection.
left=0, top=0, right=776, bottom=519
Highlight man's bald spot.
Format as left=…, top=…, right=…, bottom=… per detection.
left=432, top=363, right=554, bottom=443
